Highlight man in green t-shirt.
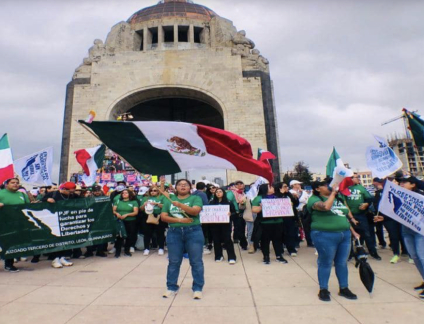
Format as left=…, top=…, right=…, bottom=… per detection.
left=0, top=178, right=30, bottom=272
left=345, top=173, right=381, bottom=260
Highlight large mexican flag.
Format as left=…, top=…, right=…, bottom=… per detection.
left=79, top=121, right=273, bottom=182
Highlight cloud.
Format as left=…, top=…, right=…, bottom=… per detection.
left=1, top=0, right=424, bottom=182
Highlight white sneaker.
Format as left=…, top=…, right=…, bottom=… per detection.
left=143, top=249, right=150, bottom=256
left=315, top=250, right=318, bottom=256
left=193, top=291, right=203, bottom=300
left=229, top=260, right=236, bottom=265
left=60, top=257, right=73, bottom=267
left=130, top=247, right=135, bottom=253
left=158, top=249, right=164, bottom=256
left=215, top=257, right=224, bottom=263
left=409, top=258, right=415, bottom=264
left=108, top=247, right=116, bottom=254
left=163, top=290, right=178, bottom=298
left=290, top=253, right=297, bottom=257
left=203, top=248, right=212, bottom=255
left=52, top=258, right=63, bottom=268
left=20, top=257, right=28, bottom=262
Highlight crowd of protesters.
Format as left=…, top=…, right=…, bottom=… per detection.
left=0, top=171, right=423, bottom=301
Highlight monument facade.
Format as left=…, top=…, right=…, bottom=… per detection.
left=60, top=0, right=281, bottom=183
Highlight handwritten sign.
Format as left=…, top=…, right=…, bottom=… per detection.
left=262, top=198, right=294, bottom=218
left=200, top=205, right=230, bottom=224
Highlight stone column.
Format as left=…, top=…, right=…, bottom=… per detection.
left=143, top=28, right=148, bottom=51
left=174, top=24, right=178, bottom=44
left=158, top=24, right=163, bottom=49
left=189, top=24, right=194, bottom=44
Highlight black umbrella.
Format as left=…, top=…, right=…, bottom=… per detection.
left=354, top=239, right=375, bottom=295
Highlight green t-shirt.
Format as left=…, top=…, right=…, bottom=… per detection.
left=226, top=190, right=239, bottom=212
left=252, top=196, right=283, bottom=224
left=161, top=195, right=203, bottom=228
left=307, top=195, right=350, bottom=232
left=345, top=184, right=372, bottom=215
left=141, top=195, right=164, bottom=214
left=114, top=199, right=139, bottom=222
left=0, top=189, right=30, bottom=205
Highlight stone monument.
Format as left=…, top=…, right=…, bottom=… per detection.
left=60, top=0, right=281, bottom=183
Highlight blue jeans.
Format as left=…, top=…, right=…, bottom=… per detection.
left=311, top=230, right=351, bottom=290
left=402, top=226, right=424, bottom=280
left=166, top=225, right=205, bottom=292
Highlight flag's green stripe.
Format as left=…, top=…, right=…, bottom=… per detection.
left=326, top=147, right=339, bottom=177
left=81, top=121, right=181, bottom=175
left=408, top=113, right=424, bottom=147
left=94, top=145, right=106, bottom=169
left=0, top=134, right=9, bottom=150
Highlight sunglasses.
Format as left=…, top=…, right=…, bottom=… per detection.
left=150, top=190, right=158, bottom=192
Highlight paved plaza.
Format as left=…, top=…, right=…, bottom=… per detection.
left=0, top=244, right=423, bottom=324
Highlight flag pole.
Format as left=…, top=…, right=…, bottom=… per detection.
left=403, top=111, right=424, bottom=176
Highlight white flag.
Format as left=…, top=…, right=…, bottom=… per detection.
left=14, top=147, right=53, bottom=185
left=379, top=180, right=424, bottom=236
left=366, top=135, right=402, bottom=178
left=246, top=176, right=268, bottom=200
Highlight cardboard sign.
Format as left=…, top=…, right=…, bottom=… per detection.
left=200, top=205, right=230, bottom=224
left=262, top=198, right=294, bottom=218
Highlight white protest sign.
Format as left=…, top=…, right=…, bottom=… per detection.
left=262, top=198, right=294, bottom=218
left=379, top=181, right=424, bottom=236
left=366, top=135, right=402, bottom=178
left=200, top=205, right=230, bottom=224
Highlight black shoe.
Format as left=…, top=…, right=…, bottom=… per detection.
left=263, top=257, right=270, bottom=265
left=370, top=252, right=382, bottom=261
left=115, top=255, right=120, bottom=259
left=31, top=256, right=40, bottom=264
left=241, top=246, right=248, bottom=251
left=84, top=252, right=94, bottom=258
left=124, top=251, right=132, bottom=257
left=96, top=252, right=107, bottom=258
left=307, top=244, right=315, bottom=248
left=414, top=282, right=424, bottom=291
left=276, top=256, right=288, bottom=264
left=338, top=288, right=358, bottom=300
left=4, top=266, right=19, bottom=273
left=419, top=290, right=424, bottom=299
left=233, top=240, right=239, bottom=244
left=318, top=289, right=331, bottom=302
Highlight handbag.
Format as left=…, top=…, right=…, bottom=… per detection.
left=135, top=234, right=145, bottom=250
left=146, top=214, right=160, bottom=225
left=116, top=219, right=127, bottom=238
left=243, top=199, right=254, bottom=222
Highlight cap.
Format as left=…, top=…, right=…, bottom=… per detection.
left=92, top=185, right=102, bottom=191
left=311, top=181, right=328, bottom=191
left=60, top=182, right=76, bottom=190
left=138, top=186, right=149, bottom=195
left=398, top=176, right=419, bottom=185
left=373, top=177, right=384, bottom=183
left=235, top=180, right=244, bottom=185
left=290, top=180, right=302, bottom=186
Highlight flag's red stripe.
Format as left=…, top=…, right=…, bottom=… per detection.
left=74, top=149, right=91, bottom=176
left=259, top=151, right=276, bottom=161
left=196, top=125, right=273, bottom=182
left=0, top=164, right=14, bottom=184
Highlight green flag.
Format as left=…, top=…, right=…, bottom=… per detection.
left=404, top=109, right=424, bottom=147
left=326, top=147, right=340, bottom=177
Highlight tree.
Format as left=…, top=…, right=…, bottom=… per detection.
left=291, top=161, right=313, bottom=185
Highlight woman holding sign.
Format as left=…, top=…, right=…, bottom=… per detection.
left=307, top=180, right=358, bottom=302
left=209, top=188, right=237, bottom=264
left=160, top=179, right=204, bottom=300
left=252, top=184, right=288, bottom=265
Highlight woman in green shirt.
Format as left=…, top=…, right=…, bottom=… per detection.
left=308, top=180, right=359, bottom=302
left=113, top=189, right=139, bottom=257
left=160, top=179, right=204, bottom=300
left=252, top=183, right=287, bottom=265
left=140, top=186, right=166, bottom=256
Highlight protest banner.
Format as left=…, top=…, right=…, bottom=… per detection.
left=262, top=198, right=294, bottom=218
left=0, top=196, right=116, bottom=259
left=14, top=147, right=53, bottom=186
left=101, top=173, right=111, bottom=181
left=114, top=173, right=125, bottom=182
left=366, top=135, right=402, bottom=178
left=200, top=205, right=230, bottom=223
left=379, top=181, right=424, bottom=235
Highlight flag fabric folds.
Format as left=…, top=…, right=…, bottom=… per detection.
left=14, top=147, right=53, bottom=185
left=74, top=144, right=106, bottom=186
left=79, top=121, right=274, bottom=182
left=403, top=108, right=424, bottom=147
left=379, top=180, right=424, bottom=236
left=0, top=134, right=14, bottom=184
left=257, top=148, right=276, bottom=162
left=326, top=147, right=353, bottom=186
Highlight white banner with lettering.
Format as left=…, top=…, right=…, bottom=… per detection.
left=366, top=135, right=402, bottom=178
left=262, top=198, right=294, bottom=218
left=14, top=147, right=53, bottom=185
left=200, top=205, right=230, bottom=224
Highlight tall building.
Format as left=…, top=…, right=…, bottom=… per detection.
left=60, top=0, right=281, bottom=184
left=389, top=136, right=424, bottom=175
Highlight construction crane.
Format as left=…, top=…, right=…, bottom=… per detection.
left=381, top=109, right=417, bottom=139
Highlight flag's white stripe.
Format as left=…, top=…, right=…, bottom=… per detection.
left=133, top=121, right=236, bottom=171
left=0, top=148, right=13, bottom=168
left=85, top=145, right=102, bottom=160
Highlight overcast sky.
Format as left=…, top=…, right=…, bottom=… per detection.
left=1, top=0, right=423, bottom=182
